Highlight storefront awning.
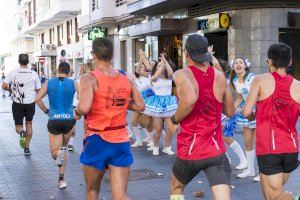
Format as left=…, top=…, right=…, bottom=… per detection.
left=129, top=18, right=188, bottom=37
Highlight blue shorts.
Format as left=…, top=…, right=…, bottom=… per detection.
left=80, top=134, right=133, bottom=170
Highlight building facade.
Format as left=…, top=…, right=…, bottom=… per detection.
left=21, top=0, right=82, bottom=78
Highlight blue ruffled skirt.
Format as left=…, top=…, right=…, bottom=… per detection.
left=141, top=88, right=155, bottom=99
left=143, top=95, right=178, bottom=118
left=236, top=101, right=256, bottom=129
left=222, top=113, right=239, bottom=137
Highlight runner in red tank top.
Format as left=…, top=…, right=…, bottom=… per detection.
left=74, top=38, right=145, bottom=200
left=167, top=34, right=235, bottom=200
left=243, top=43, right=300, bottom=200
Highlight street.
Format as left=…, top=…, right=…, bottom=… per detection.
left=0, top=96, right=299, bottom=200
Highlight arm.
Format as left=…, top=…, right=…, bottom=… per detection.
left=242, top=77, right=260, bottom=118
left=150, top=67, right=163, bottom=82
left=161, top=54, right=174, bottom=78
left=2, top=72, right=11, bottom=91
left=35, top=82, right=49, bottom=113
left=35, top=73, right=42, bottom=92
left=140, top=50, right=152, bottom=71
left=127, top=78, right=145, bottom=112
left=208, top=45, right=223, bottom=72
left=136, top=63, right=149, bottom=78
left=75, top=80, right=80, bottom=100
left=172, top=70, right=197, bottom=123
left=76, top=75, right=94, bottom=115
left=222, top=82, right=235, bottom=117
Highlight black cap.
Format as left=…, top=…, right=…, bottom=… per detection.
left=185, top=34, right=212, bottom=63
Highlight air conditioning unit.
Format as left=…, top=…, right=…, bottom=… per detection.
left=41, top=44, right=57, bottom=51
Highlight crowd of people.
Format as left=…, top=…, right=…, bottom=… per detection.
left=1, top=34, right=299, bottom=200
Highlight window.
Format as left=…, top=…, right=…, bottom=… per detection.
left=57, top=25, right=61, bottom=46
left=41, top=33, right=44, bottom=45
left=92, top=0, right=100, bottom=11
left=67, top=21, right=71, bottom=44
left=115, top=0, right=126, bottom=7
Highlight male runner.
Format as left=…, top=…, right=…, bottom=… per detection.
left=167, top=34, right=235, bottom=200
left=35, top=62, right=79, bottom=189
left=2, top=54, right=41, bottom=156
left=74, top=37, right=145, bottom=200
left=242, top=43, right=300, bottom=200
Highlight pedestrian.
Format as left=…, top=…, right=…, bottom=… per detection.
left=230, top=57, right=259, bottom=181
left=35, top=62, right=79, bottom=189
left=167, top=34, right=235, bottom=200
left=40, top=72, right=46, bottom=85
left=2, top=54, right=41, bottom=156
left=130, top=62, right=154, bottom=148
left=242, top=43, right=300, bottom=200
left=75, top=37, right=145, bottom=200
left=143, top=53, right=178, bottom=156
left=1, top=72, right=6, bottom=97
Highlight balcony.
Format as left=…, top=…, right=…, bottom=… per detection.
left=23, top=0, right=81, bottom=35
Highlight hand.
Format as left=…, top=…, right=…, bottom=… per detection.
left=247, top=111, right=255, bottom=121
left=139, top=49, right=145, bottom=57
left=73, top=110, right=81, bottom=120
left=166, top=118, right=178, bottom=134
left=208, top=45, right=215, bottom=55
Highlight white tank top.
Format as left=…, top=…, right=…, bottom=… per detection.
left=152, top=78, right=172, bottom=96
left=135, top=76, right=151, bottom=91
left=233, top=73, right=255, bottom=101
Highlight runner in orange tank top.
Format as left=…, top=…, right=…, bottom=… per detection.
left=74, top=38, right=145, bottom=200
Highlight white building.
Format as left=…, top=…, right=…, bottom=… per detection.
left=21, top=0, right=82, bottom=78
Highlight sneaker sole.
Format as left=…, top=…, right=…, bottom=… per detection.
left=19, top=138, right=26, bottom=149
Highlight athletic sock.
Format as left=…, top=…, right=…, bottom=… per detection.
left=170, top=195, right=185, bottom=200
left=229, top=141, right=247, bottom=164
left=59, top=174, right=64, bottom=181
left=132, top=127, right=141, bottom=142
left=245, top=150, right=255, bottom=172
left=68, top=137, right=74, bottom=146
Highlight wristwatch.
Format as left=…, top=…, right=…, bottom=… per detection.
left=171, top=115, right=178, bottom=124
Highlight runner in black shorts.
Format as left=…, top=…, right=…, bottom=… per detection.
left=2, top=54, right=41, bottom=156
left=35, top=62, right=79, bottom=189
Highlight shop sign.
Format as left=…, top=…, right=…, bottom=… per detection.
left=198, top=13, right=230, bottom=32
left=88, top=26, right=108, bottom=41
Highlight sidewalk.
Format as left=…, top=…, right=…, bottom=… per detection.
left=0, top=96, right=299, bottom=200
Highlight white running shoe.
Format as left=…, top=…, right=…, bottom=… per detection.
left=152, top=147, right=159, bottom=156
left=237, top=169, right=255, bottom=178
left=131, top=141, right=143, bottom=148
left=147, top=141, right=154, bottom=147
left=253, top=175, right=260, bottom=182
left=235, top=162, right=248, bottom=170
left=162, top=147, right=175, bottom=155
left=59, top=180, right=67, bottom=189
left=147, top=145, right=154, bottom=151
left=56, top=147, right=67, bottom=167
left=142, top=136, right=151, bottom=142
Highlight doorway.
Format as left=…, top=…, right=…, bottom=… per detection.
left=279, top=28, right=300, bottom=80
left=205, top=31, right=228, bottom=61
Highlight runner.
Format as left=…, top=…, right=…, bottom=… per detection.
left=75, top=37, right=145, bottom=199
left=242, top=43, right=300, bottom=200
left=35, top=62, right=79, bottom=189
left=2, top=54, right=41, bottom=156
left=167, top=34, right=235, bottom=200
left=230, top=57, right=259, bottom=180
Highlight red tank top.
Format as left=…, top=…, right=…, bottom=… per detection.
left=177, top=66, right=226, bottom=160
left=256, top=72, right=299, bottom=155
left=86, top=70, right=131, bottom=143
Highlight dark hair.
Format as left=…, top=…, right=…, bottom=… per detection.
left=18, top=54, right=29, bottom=65
left=229, top=57, right=250, bottom=89
left=151, top=61, right=168, bottom=79
left=58, top=62, right=70, bottom=75
left=218, top=58, right=230, bottom=79
left=92, top=38, right=113, bottom=61
left=268, top=43, right=292, bottom=68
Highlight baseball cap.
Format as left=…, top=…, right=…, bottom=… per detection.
left=185, top=34, right=212, bottom=63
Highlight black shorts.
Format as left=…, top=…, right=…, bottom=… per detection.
left=47, top=120, right=76, bottom=135
left=12, top=102, right=36, bottom=125
left=257, top=153, right=299, bottom=175
left=172, top=154, right=231, bottom=187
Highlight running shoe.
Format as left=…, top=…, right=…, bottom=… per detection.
left=237, top=169, right=255, bottom=178
left=67, top=144, right=74, bottom=152
left=24, top=148, right=31, bottom=156
left=59, top=180, right=67, bottom=189
left=235, top=161, right=248, bottom=170
left=142, top=136, right=151, bottom=142
left=131, top=141, right=143, bottom=148
left=294, top=196, right=300, bottom=200
left=147, top=145, right=154, bottom=151
left=253, top=175, right=260, bottom=182
left=152, top=147, right=159, bottom=156
left=56, top=147, right=67, bottom=167
left=19, top=131, right=26, bottom=149
left=162, top=147, right=175, bottom=155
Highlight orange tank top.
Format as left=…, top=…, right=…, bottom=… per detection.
left=86, top=69, right=131, bottom=143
